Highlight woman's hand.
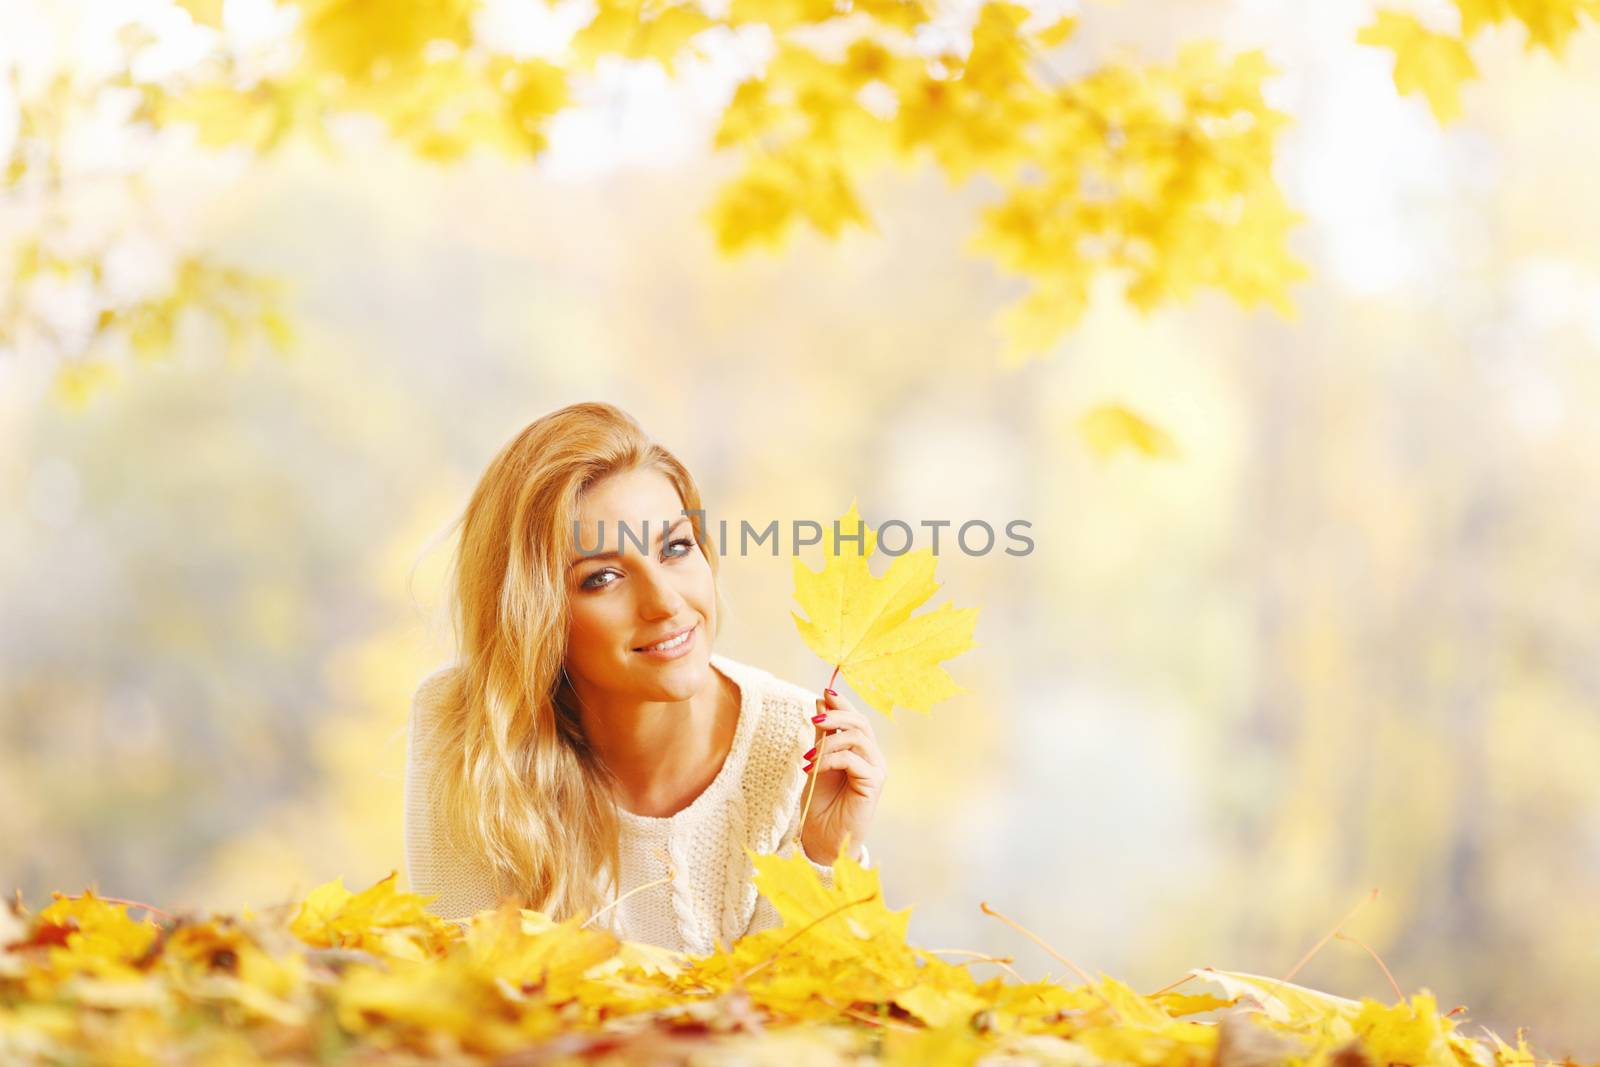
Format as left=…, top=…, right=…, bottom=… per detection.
left=799, top=687, right=886, bottom=866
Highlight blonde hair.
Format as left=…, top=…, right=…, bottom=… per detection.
left=422, top=401, right=726, bottom=920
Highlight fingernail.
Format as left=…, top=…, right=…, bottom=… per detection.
left=824, top=688, right=837, bottom=697
left=803, top=746, right=815, bottom=759
left=802, top=761, right=814, bottom=772
left=811, top=713, right=827, bottom=723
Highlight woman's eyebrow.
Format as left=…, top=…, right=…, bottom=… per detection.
left=569, top=515, right=688, bottom=567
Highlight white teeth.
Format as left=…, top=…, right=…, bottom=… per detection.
left=644, top=629, right=690, bottom=652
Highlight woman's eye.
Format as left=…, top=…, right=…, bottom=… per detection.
left=581, top=569, right=617, bottom=590
left=580, top=538, right=693, bottom=590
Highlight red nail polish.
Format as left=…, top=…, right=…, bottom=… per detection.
left=802, top=761, right=814, bottom=772
left=803, top=746, right=815, bottom=759
left=824, top=688, right=837, bottom=697
left=811, top=713, right=826, bottom=723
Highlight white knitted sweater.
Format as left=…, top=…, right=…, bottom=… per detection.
left=403, top=652, right=870, bottom=956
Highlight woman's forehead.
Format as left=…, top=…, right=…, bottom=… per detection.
left=574, top=469, right=685, bottom=527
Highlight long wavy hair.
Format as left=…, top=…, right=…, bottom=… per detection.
left=420, top=401, right=727, bottom=921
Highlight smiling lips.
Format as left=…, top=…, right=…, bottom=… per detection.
left=635, top=622, right=696, bottom=654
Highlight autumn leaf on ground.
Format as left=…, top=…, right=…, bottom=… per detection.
left=457, top=902, right=622, bottom=1002
left=1075, top=974, right=1224, bottom=1064
left=1187, top=966, right=1363, bottom=1026
left=678, top=843, right=941, bottom=1020
left=1352, top=990, right=1457, bottom=1067
left=289, top=870, right=458, bottom=959
left=790, top=499, right=978, bottom=719
left=0, top=870, right=1568, bottom=1065
left=1078, top=403, right=1181, bottom=460
left=746, top=843, right=917, bottom=978
left=26, top=890, right=160, bottom=983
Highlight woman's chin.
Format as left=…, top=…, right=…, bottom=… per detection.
left=626, top=645, right=708, bottom=696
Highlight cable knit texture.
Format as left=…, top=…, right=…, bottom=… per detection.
left=403, top=652, right=871, bottom=956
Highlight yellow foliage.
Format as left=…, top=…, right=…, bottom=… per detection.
left=1187, top=966, right=1363, bottom=1026
left=963, top=40, right=1308, bottom=362
left=126, top=0, right=1317, bottom=368
left=1351, top=990, right=1455, bottom=1067
left=31, top=890, right=160, bottom=984
left=746, top=840, right=916, bottom=979
left=1357, top=12, right=1479, bottom=124
left=1, top=871, right=1548, bottom=1064
left=52, top=360, right=120, bottom=411
left=288, top=870, right=459, bottom=959
left=14, top=0, right=1599, bottom=379
left=298, top=0, right=477, bottom=83
left=570, top=0, right=718, bottom=75
left=1078, top=402, right=1182, bottom=460
left=174, top=0, right=224, bottom=29
left=1357, top=0, right=1599, bottom=123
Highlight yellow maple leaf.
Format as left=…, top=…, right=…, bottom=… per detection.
left=893, top=981, right=989, bottom=1028
left=1187, top=966, right=1363, bottom=1026
left=571, top=0, right=717, bottom=75
left=1034, top=15, right=1078, bottom=48
left=1350, top=989, right=1461, bottom=1067
left=790, top=499, right=978, bottom=718
left=33, top=891, right=160, bottom=981
left=288, top=870, right=457, bottom=958
left=746, top=841, right=917, bottom=976
left=459, top=902, right=621, bottom=1001
left=882, top=1017, right=995, bottom=1063
left=1484, top=1025, right=1540, bottom=1067
left=299, top=0, right=476, bottom=83
left=853, top=0, right=928, bottom=33
left=174, top=0, right=225, bottom=29
left=707, top=149, right=875, bottom=255
left=1513, top=0, right=1590, bottom=59
left=1454, top=0, right=1512, bottom=37
left=1152, top=989, right=1236, bottom=1016
left=515, top=908, right=691, bottom=979
left=727, top=0, right=839, bottom=30
left=1078, top=402, right=1181, bottom=460
left=164, top=923, right=307, bottom=1023
left=1357, top=11, right=1478, bottom=124
left=991, top=272, right=1093, bottom=367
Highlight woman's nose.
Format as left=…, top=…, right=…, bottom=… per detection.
left=635, top=563, right=686, bottom=617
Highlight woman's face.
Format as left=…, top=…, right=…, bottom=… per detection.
left=563, top=466, right=716, bottom=703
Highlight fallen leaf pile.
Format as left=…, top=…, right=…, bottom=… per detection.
left=1, top=850, right=1567, bottom=1066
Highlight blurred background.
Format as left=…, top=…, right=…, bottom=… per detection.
left=4, top=0, right=1600, bottom=1055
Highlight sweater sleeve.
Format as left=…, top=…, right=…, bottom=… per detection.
left=403, top=675, right=501, bottom=923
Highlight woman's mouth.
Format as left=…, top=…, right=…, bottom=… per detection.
left=634, top=622, right=697, bottom=659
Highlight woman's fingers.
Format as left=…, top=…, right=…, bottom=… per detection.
left=809, top=747, right=880, bottom=786
left=804, top=725, right=881, bottom=769
left=814, top=696, right=875, bottom=735
left=818, top=690, right=860, bottom=716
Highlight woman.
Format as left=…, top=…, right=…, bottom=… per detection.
left=403, top=401, right=886, bottom=955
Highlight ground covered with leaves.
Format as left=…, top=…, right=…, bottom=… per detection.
left=0, top=847, right=1572, bottom=1066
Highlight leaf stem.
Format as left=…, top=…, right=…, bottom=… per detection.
left=1281, top=888, right=1379, bottom=982
left=582, top=871, right=675, bottom=931
left=978, top=900, right=1120, bottom=1020
left=1332, top=930, right=1404, bottom=1002
left=797, top=666, right=843, bottom=845
left=59, top=892, right=176, bottom=921
left=735, top=890, right=879, bottom=984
